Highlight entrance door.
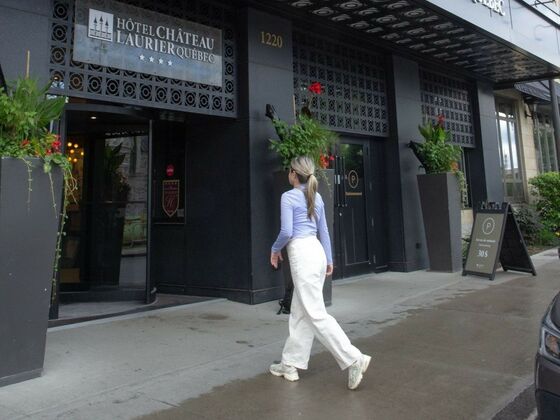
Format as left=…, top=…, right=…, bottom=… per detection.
left=334, top=138, right=386, bottom=278
left=57, top=105, right=153, bottom=304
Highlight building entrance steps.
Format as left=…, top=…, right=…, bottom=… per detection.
left=0, top=250, right=558, bottom=419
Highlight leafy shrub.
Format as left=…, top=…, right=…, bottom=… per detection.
left=536, top=228, right=558, bottom=246
left=513, top=205, right=542, bottom=245
left=529, top=172, right=560, bottom=240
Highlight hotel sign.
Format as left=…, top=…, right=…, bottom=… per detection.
left=73, top=0, right=223, bottom=86
left=472, top=0, right=506, bottom=16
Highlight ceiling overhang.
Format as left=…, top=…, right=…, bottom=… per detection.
left=259, top=0, right=560, bottom=85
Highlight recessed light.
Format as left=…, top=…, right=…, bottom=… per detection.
left=90, top=116, right=97, bottom=120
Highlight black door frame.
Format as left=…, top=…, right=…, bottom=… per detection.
left=333, top=134, right=386, bottom=279
left=51, top=103, right=155, bottom=318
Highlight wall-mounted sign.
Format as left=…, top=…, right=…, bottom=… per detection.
left=472, top=0, right=506, bottom=17
left=162, top=180, right=180, bottom=218
left=73, top=0, right=223, bottom=86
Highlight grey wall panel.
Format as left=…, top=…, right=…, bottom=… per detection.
left=470, top=82, right=505, bottom=206
left=0, top=1, right=51, bottom=83
left=151, top=227, right=185, bottom=287
left=184, top=119, right=252, bottom=294
left=244, top=8, right=294, bottom=303
left=389, top=55, right=428, bottom=271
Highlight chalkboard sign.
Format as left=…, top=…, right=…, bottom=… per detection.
left=463, top=202, right=536, bottom=280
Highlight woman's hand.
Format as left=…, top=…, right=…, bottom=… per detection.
left=326, top=264, right=334, bottom=276
left=270, top=251, right=284, bottom=269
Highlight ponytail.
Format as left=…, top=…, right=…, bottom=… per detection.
left=306, top=174, right=318, bottom=219
left=290, top=156, right=318, bottom=220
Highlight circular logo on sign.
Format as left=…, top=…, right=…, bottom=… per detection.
left=348, top=170, right=359, bottom=189
left=482, top=217, right=496, bottom=235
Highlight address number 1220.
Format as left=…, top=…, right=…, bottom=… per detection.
left=260, top=31, right=283, bottom=48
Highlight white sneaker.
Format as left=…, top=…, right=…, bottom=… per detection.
left=269, top=362, right=299, bottom=382
left=348, top=354, right=372, bottom=390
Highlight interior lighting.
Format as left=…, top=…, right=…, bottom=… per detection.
left=90, top=116, right=97, bottom=120
left=67, top=142, right=73, bottom=147
left=70, top=149, right=75, bottom=154
left=74, top=144, right=78, bottom=148
left=73, top=158, right=78, bottom=163
left=81, top=151, right=84, bottom=156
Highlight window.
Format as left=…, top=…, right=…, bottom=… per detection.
left=534, top=111, right=559, bottom=173
left=496, top=102, right=525, bottom=202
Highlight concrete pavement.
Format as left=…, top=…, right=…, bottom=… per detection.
left=0, top=250, right=558, bottom=419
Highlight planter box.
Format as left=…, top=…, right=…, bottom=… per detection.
left=417, top=172, right=462, bottom=272
left=0, top=158, right=63, bottom=387
left=273, top=169, right=334, bottom=305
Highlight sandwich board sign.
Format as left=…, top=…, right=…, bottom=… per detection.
left=463, top=202, right=536, bottom=280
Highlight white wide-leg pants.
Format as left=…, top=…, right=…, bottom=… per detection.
left=281, top=236, right=362, bottom=370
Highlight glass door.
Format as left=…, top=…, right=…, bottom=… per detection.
left=58, top=106, right=151, bottom=303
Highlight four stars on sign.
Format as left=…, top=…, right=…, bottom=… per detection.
left=139, top=54, right=173, bottom=66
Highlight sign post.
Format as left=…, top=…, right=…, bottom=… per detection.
left=463, top=202, right=536, bottom=280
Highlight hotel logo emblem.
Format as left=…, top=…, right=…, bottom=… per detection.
left=88, top=8, right=114, bottom=42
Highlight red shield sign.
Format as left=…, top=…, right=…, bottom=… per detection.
left=162, top=180, right=180, bottom=218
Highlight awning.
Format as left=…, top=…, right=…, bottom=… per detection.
left=514, top=81, right=560, bottom=103
left=515, top=81, right=551, bottom=101
left=257, top=0, right=560, bottom=84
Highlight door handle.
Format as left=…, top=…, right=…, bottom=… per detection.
left=341, top=157, right=348, bottom=208
left=334, top=156, right=341, bottom=208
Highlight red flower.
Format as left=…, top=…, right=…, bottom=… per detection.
left=308, top=82, right=323, bottom=95
left=329, top=155, right=335, bottom=161
left=45, top=149, right=52, bottom=156
left=21, top=139, right=30, bottom=147
left=319, top=154, right=330, bottom=169
left=52, top=140, right=62, bottom=153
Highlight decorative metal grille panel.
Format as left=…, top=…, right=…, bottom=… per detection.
left=293, top=30, right=389, bottom=137
left=49, top=0, right=236, bottom=117
left=419, top=68, right=474, bottom=147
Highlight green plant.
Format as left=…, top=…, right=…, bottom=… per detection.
left=410, top=114, right=467, bottom=201
left=269, top=114, right=337, bottom=170
left=513, top=205, right=542, bottom=245
left=0, top=78, right=76, bottom=298
left=536, top=228, right=559, bottom=246
left=529, top=172, right=560, bottom=241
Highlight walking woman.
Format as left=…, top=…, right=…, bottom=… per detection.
left=269, top=156, right=371, bottom=390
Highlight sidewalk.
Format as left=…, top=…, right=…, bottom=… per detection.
left=0, top=250, right=558, bottom=420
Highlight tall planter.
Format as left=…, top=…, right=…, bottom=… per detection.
left=273, top=169, right=334, bottom=306
left=417, top=172, right=462, bottom=272
left=0, top=158, right=63, bottom=387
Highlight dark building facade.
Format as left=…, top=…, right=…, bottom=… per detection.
left=1, top=0, right=559, bottom=313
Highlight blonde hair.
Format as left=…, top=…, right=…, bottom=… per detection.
left=291, top=156, right=318, bottom=219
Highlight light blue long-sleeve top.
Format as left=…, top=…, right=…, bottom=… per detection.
left=271, top=185, right=333, bottom=265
